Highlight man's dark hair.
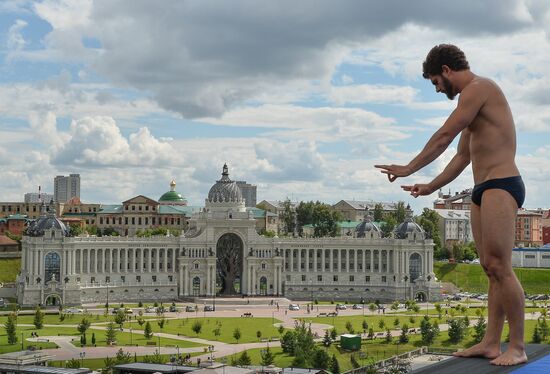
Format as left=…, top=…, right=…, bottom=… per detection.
left=422, top=44, right=469, bottom=78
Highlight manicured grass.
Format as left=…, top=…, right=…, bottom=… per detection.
left=0, top=325, right=70, bottom=354
left=50, top=352, right=203, bottom=370
left=0, top=258, right=20, bottom=283
left=301, top=315, right=439, bottom=334
left=71, top=326, right=204, bottom=348
left=434, top=262, right=550, bottom=294
left=128, top=317, right=283, bottom=344
left=0, top=312, right=159, bottom=326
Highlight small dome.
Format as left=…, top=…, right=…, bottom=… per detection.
left=207, top=164, right=243, bottom=203
left=159, top=180, right=187, bottom=204
left=355, top=217, right=381, bottom=238
left=394, top=218, right=425, bottom=239
left=26, top=201, right=70, bottom=237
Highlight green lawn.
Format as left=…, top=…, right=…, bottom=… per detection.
left=0, top=258, right=20, bottom=283
left=301, top=315, right=439, bottom=334
left=434, top=262, right=550, bottom=294
left=0, top=325, right=72, bottom=354
left=128, top=317, right=283, bottom=344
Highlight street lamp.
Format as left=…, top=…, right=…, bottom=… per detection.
left=21, top=332, right=24, bottom=350
left=79, top=352, right=86, bottom=368
left=130, top=327, right=133, bottom=345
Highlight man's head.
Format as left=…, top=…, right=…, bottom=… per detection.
left=423, top=44, right=469, bottom=100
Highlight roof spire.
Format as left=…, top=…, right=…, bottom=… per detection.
left=222, top=163, right=229, bottom=176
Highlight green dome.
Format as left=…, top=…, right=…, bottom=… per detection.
left=159, top=180, right=187, bottom=203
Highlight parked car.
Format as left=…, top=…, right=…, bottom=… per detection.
left=124, top=308, right=133, bottom=314
left=145, top=306, right=156, bottom=313
left=203, top=305, right=215, bottom=312
left=352, top=304, right=363, bottom=310
left=336, top=304, right=347, bottom=310
left=169, top=305, right=178, bottom=312
left=185, top=305, right=196, bottom=312
left=66, top=307, right=84, bottom=314
left=288, top=304, right=300, bottom=311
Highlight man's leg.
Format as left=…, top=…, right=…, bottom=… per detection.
left=480, top=189, right=526, bottom=366
left=454, top=203, right=502, bottom=359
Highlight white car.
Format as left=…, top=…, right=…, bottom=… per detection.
left=336, top=304, right=347, bottom=310
left=145, top=306, right=156, bottom=313
left=288, top=304, right=300, bottom=311
left=65, top=307, right=83, bottom=314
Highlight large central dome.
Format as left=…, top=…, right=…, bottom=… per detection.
left=207, top=164, right=243, bottom=203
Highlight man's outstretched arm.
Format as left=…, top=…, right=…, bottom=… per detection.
left=402, top=129, right=471, bottom=197
left=375, top=82, right=485, bottom=182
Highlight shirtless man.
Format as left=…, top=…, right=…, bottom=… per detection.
left=375, top=44, right=527, bottom=366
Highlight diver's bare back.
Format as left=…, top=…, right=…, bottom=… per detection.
left=467, top=77, right=520, bottom=184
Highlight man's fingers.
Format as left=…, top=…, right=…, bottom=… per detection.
left=374, top=164, right=388, bottom=169
left=401, top=185, right=412, bottom=191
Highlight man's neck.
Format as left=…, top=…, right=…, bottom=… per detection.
left=455, top=70, right=477, bottom=93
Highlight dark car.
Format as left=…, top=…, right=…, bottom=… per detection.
left=185, top=306, right=196, bottom=312
left=203, top=305, right=215, bottom=312
left=169, top=305, right=178, bottom=312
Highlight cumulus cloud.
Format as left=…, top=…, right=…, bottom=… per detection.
left=7, top=19, right=27, bottom=52
left=52, top=116, right=174, bottom=167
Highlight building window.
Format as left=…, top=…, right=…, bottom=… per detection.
left=525, top=255, right=536, bottom=259
left=365, top=276, right=370, bottom=283
left=121, top=276, right=125, bottom=283
left=91, top=277, right=95, bottom=283
left=136, top=276, right=141, bottom=282
left=44, top=252, right=61, bottom=284
left=301, top=275, right=306, bottom=282
left=152, top=275, right=157, bottom=282
left=106, top=276, right=110, bottom=283
left=286, top=275, right=291, bottom=281
left=382, top=276, right=386, bottom=283
left=168, top=275, right=173, bottom=282
left=139, top=206, right=142, bottom=211
left=349, top=275, right=354, bottom=282
left=146, top=206, right=149, bottom=211
left=333, top=275, right=338, bottom=282
left=317, top=275, right=322, bottom=282
left=132, top=217, right=135, bottom=225
left=261, top=263, right=266, bottom=270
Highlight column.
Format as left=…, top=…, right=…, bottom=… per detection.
left=140, top=249, right=144, bottom=273
left=354, top=250, right=358, bottom=272
left=116, top=249, right=121, bottom=273
left=337, top=249, right=342, bottom=272
left=297, top=249, right=301, bottom=272
left=164, top=249, right=168, bottom=273
left=86, top=249, right=90, bottom=274
left=172, top=249, right=177, bottom=273
left=378, top=251, right=382, bottom=273
left=34, top=249, right=38, bottom=275
left=147, top=249, right=152, bottom=272
left=206, top=263, right=210, bottom=295
left=72, top=249, right=76, bottom=274
left=329, top=250, right=333, bottom=272
left=290, top=249, right=294, bottom=272
left=156, top=248, right=160, bottom=272
left=179, top=265, right=184, bottom=296
left=38, top=249, right=42, bottom=276
left=102, top=249, right=107, bottom=273
left=322, top=249, right=326, bottom=271
left=185, top=265, right=190, bottom=295
left=362, top=250, right=366, bottom=272
left=370, top=250, right=374, bottom=272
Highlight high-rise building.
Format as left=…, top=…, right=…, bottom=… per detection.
left=236, top=181, right=257, bottom=207
left=54, top=174, right=80, bottom=203
left=24, top=192, right=54, bottom=204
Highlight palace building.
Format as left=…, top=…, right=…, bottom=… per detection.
left=17, top=165, right=441, bottom=306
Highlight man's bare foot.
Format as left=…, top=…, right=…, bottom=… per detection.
left=453, top=342, right=501, bottom=359
left=490, top=348, right=528, bottom=366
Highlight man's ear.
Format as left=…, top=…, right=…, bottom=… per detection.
left=441, top=65, right=451, bottom=75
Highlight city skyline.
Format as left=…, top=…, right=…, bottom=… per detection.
left=1, top=1, right=550, bottom=214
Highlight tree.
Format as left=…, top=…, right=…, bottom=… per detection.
left=395, top=201, right=407, bottom=223
left=368, top=327, right=375, bottom=340
left=260, top=347, right=275, bottom=366
left=378, top=319, right=386, bottom=329
left=296, top=201, right=316, bottom=235
left=192, top=321, right=203, bottom=336
left=434, top=303, right=442, bottom=319
left=77, top=317, right=91, bottom=335
left=233, top=327, right=242, bottom=343
left=330, top=354, right=340, bottom=374
left=311, top=348, right=330, bottom=369
left=391, top=301, right=400, bottom=311
left=101, top=356, right=116, bottom=374
left=393, top=318, right=400, bottom=327
left=105, top=322, right=117, bottom=345
left=420, top=316, right=439, bottom=345
left=66, top=358, right=82, bottom=368
left=362, top=320, right=369, bottom=333
left=322, top=330, right=332, bottom=347
left=539, top=317, right=550, bottom=341
left=369, top=303, right=377, bottom=313
left=91, top=332, right=96, bottom=345
left=373, top=203, right=384, bottom=222
left=278, top=324, right=285, bottom=335
left=69, top=223, right=84, bottom=236
left=345, top=321, right=354, bottom=334
left=330, top=328, right=338, bottom=341
left=279, top=199, right=296, bottom=235
left=4, top=312, right=17, bottom=345
left=385, top=328, right=392, bottom=343
left=157, top=317, right=166, bottom=331
left=473, top=316, right=486, bottom=344
left=381, top=216, right=396, bottom=238
left=237, top=350, right=251, bottom=366
left=532, top=325, right=542, bottom=343
left=144, top=321, right=153, bottom=340
left=114, top=309, right=126, bottom=328
left=213, top=326, right=222, bottom=339
left=33, top=306, right=44, bottom=329
left=399, top=324, right=409, bottom=344
left=256, top=330, right=262, bottom=341
left=312, top=203, right=342, bottom=238
left=281, top=331, right=296, bottom=354
left=416, top=209, right=443, bottom=258
left=447, top=318, right=466, bottom=344
left=115, top=348, right=132, bottom=364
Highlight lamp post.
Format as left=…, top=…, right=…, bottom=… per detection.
left=158, top=335, right=161, bottom=354
left=21, top=332, right=24, bottom=350
left=79, top=352, right=86, bottom=368
left=130, top=327, right=133, bottom=345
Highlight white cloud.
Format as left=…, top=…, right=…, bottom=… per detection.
left=329, top=84, right=418, bottom=105
left=7, top=19, right=27, bottom=52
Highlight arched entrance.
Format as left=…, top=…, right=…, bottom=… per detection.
left=192, top=277, right=201, bottom=296
left=216, top=233, right=244, bottom=295
left=415, top=291, right=427, bottom=302
left=44, top=294, right=62, bottom=306
left=409, top=253, right=422, bottom=282
left=259, top=276, right=267, bottom=296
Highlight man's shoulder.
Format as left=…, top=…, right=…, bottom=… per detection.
left=464, top=76, right=499, bottom=93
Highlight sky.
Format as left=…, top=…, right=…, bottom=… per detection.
left=1, top=0, right=549, bottom=215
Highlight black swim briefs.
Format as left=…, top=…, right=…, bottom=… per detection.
left=471, top=175, right=525, bottom=208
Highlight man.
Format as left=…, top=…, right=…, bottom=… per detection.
left=375, top=44, right=526, bottom=366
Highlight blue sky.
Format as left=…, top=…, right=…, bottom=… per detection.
left=1, top=0, right=549, bottom=214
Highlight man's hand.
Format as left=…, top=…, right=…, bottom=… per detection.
left=401, top=184, right=434, bottom=198
left=374, top=164, right=412, bottom=182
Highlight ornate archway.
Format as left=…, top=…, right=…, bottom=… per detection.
left=259, top=276, right=267, bottom=296
left=44, top=294, right=62, bottom=306
left=415, top=291, right=427, bottom=302
left=216, top=233, right=244, bottom=295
